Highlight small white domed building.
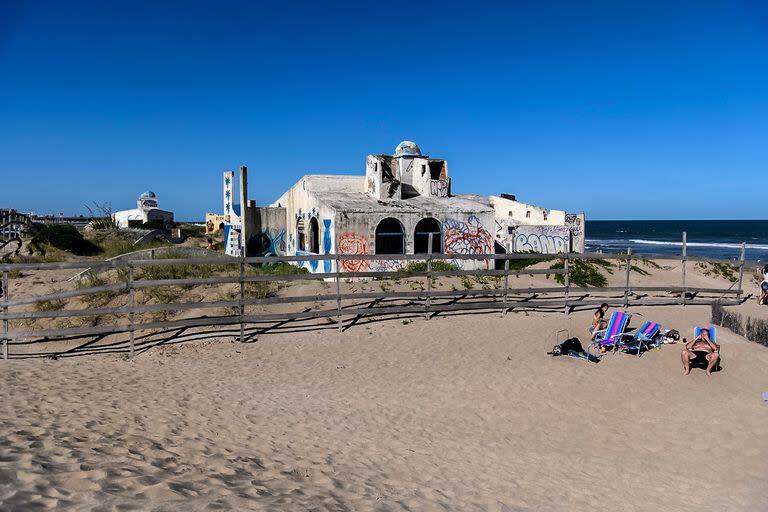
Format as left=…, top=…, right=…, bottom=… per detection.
left=113, top=191, right=175, bottom=229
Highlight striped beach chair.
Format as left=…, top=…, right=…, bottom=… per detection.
left=590, top=311, right=631, bottom=353
left=620, top=321, right=661, bottom=357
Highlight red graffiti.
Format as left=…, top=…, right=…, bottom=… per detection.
left=337, top=232, right=369, bottom=272
left=443, top=216, right=493, bottom=269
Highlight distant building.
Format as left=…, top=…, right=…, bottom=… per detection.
left=1, top=209, right=29, bottom=240
left=113, top=191, right=174, bottom=229
left=218, top=141, right=585, bottom=271
left=205, top=213, right=226, bottom=235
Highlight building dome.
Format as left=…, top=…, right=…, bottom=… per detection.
left=394, top=140, right=422, bottom=157
left=139, top=190, right=156, bottom=199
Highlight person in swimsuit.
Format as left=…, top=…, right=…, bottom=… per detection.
left=681, top=328, right=719, bottom=375
left=590, top=303, right=609, bottom=341
left=758, top=264, right=768, bottom=306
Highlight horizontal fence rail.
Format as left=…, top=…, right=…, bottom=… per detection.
left=0, top=239, right=749, bottom=360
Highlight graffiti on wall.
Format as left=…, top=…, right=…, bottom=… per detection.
left=337, top=232, right=369, bottom=272
left=323, top=219, right=332, bottom=272
left=248, top=229, right=286, bottom=257
left=513, top=225, right=570, bottom=254
left=429, top=179, right=449, bottom=198
left=370, top=259, right=405, bottom=272
left=564, top=214, right=582, bottom=237
left=564, top=213, right=584, bottom=252
left=443, top=215, right=493, bottom=255
left=442, top=215, right=493, bottom=269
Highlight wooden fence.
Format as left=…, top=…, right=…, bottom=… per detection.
left=0, top=239, right=748, bottom=360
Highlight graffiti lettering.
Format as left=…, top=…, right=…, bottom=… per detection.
left=565, top=214, right=582, bottom=237
left=514, top=233, right=568, bottom=254
left=429, top=179, right=449, bottom=198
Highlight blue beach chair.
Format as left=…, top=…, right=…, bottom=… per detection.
left=620, top=321, right=662, bottom=357
left=693, top=326, right=721, bottom=371
left=590, top=311, right=631, bottom=353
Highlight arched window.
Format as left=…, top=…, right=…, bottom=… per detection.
left=375, top=217, right=405, bottom=254
left=413, top=218, right=442, bottom=254
left=309, top=217, right=320, bottom=253
left=296, top=218, right=305, bottom=251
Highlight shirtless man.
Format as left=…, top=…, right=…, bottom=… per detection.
left=681, top=328, right=719, bottom=376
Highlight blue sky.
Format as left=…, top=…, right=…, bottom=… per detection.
left=1, top=0, right=767, bottom=220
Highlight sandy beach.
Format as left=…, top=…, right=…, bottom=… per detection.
left=2, top=291, right=767, bottom=511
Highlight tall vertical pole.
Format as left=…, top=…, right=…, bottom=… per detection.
left=128, top=265, right=135, bottom=359
left=624, top=248, right=632, bottom=308
left=2, top=270, right=9, bottom=361
left=239, top=166, right=249, bottom=258
left=737, top=242, right=746, bottom=302
left=681, top=231, right=687, bottom=306
left=425, top=233, right=433, bottom=320
left=335, top=254, right=343, bottom=332
left=502, top=257, right=509, bottom=316
left=563, top=256, right=570, bottom=316
left=239, top=257, right=245, bottom=343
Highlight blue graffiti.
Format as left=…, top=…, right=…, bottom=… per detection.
left=323, top=219, right=332, bottom=272
left=296, top=250, right=318, bottom=272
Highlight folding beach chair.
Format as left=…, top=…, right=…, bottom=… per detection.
left=590, top=311, right=631, bottom=353
left=620, top=321, right=661, bottom=357
left=693, top=326, right=721, bottom=371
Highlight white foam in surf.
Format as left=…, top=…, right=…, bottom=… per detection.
left=628, top=239, right=768, bottom=250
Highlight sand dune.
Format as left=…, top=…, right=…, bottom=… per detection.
left=1, top=300, right=767, bottom=511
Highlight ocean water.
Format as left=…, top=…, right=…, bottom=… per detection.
left=586, top=220, right=768, bottom=262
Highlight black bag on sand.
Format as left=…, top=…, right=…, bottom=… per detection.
left=548, top=337, right=600, bottom=363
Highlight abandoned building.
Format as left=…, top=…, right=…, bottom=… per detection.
left=113, top=191, right=174, bottom=229
left=219, top=141, right=585, bottom=272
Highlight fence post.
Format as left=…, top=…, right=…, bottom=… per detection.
left=335, top=254, right=343, bottom=332
left=563, top=256, right=570, bottom=316
left=239, top=257, right=245, bottom=343
left=502, top=257, right=509, bottom=316
left=624, top=248, right=632, bottom=308
left=681, top=231, right=687, bottom=306
left=2, top=270, right=8, bottom=361
left=425, top=233, right=433, bottom=320
left=128, top=264, right=135, bottom=359
left=737, top=242, right=746, bottom=302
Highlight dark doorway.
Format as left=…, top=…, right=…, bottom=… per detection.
left=375, top=218, right=405, bottom=254
left=296, top=218, right=305, bottom=251
left=309, top=217, right=320, bottom=253
left=414, top=218, right=442, bottom=254
left=428, top=160, right=446, bottom=180
left=494, top=241, right=507, bottom=270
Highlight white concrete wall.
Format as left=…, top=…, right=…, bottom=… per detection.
left=489, top=195, right=566, bottom=226
left=271, top=176, right=340, bottom=272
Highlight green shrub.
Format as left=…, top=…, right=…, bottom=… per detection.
left=34, top=296, right=66, bottom=312
left=30, top=223, right=100, bottom=256
left=550, top=260, right=607, bottom=287
left=75, top=273, right=125, bottom=307
left=254, top=261, right=309, bottom=275
left=696, top=262, right=737, bottom=283
left=641, top=258, right=662, bottom=269
left=403, top=261, right=459, bottom=273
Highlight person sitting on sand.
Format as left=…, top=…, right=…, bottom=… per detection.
left=758, top=265, right=768, bottom=306
left=589, top=303, right=609, bottom=340
left=681, top=328, right=719, bottom=376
